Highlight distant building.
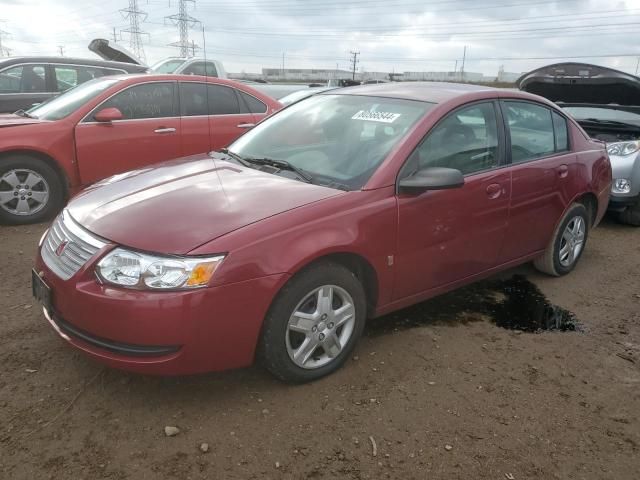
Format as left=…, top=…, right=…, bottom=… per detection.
left=402, top=71, right=484, bottom=82
left=261, top=68, right=354, bottom=82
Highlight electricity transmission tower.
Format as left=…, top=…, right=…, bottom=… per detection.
left=350, top=51, right=360, bottom=80
left=165, top=0, right=200, bottom=57
left=120, top=0, right=148, bottom=63
left=0, top=20, right=10, bottom=57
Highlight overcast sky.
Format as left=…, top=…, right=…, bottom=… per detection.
left=2, top=0, right=640, bottom=76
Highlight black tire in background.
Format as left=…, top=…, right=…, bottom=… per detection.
left=533, top=203, right=590, bottom=277
left=258, top=262, right=367, bottom=383
left=0, top=155, right=65, bottom=225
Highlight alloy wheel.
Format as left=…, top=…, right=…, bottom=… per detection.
left=559, top=216, right=585, bottom=267
left=0, top=169, right=50, bottom=216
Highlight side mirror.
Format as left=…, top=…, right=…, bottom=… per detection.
left=398, top=167, right=464, bottom=194
left=94, top=107, right=123, bottom=123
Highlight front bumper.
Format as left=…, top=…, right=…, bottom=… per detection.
left=35, top=254, right=288, bottom=375
left=608, top=193, right=639, bottom=212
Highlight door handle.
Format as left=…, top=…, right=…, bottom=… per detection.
left=154, top=127, right=176, bottom=134
left=557, top=164, right=569, bottom=178
left=237, top=123, right=255, bottom=129
left=486, top=183, right=503, bottom=199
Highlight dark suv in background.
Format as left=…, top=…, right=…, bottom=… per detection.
left=0, top=57, right=148, bottom=113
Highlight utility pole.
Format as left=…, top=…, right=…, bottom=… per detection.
left=0, top=20, right=9, bottom=58
left=461, top=45, right=467, bottom=82
left=636, top=57, right=640, bottom=76
left=350, top=51, right=360, bottom=81
left=120, top=0, right=148, bottom=63
left=166, top=0, right=200, bottom=57
left=454, top=60, right=458, bottom=73
left=57, top=45, right=65, bottom=56
left=281, top=52, right=285, bottom=77
left=112, top=27, right=119, bottom=43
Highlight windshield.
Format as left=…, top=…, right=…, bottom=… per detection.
left=563, top=106, right=640, bottom=125
left=229, top=94, right=433, bottom=190
left=27, top=78, right=120, bottom=121
left=151, top=59, right=186, bottom=74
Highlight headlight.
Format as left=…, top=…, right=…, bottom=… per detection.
left=606, top=141, right=640, bottom=157
left=612, top=178, right=632, bottom=194
left=96, top=248, right=225, bottom=290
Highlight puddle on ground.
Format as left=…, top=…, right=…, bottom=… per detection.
left=367, top=274, right=580, bottom=336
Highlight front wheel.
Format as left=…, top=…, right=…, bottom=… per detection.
left=533, top=203, right=589, bottom=276
left=0, top=155, right=65, bottom=225
left=259, top=262, right=367, bottom=383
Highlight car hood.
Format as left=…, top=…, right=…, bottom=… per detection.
left=88, top=38, right=144, bottom=65
left=517, top=62, right=640, bottom=105
left=0, top=113, right=48, bottom=127
left=67, top=155, right=343, bottom=254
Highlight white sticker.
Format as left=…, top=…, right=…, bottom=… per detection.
left=351, top=110, right=401, bottom=123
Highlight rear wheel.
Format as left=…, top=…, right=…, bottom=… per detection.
left=0, top=155, right=65, bottom=225
left=617, top=200, right=640, bottom=226
left=534, top=203, right=589, bottom=276
left=259, top=262, right=366, bottom=383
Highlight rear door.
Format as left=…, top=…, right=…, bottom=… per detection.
left=393, top=101, right=511, bottom=300
left=498, top=101, right=576, bottom=262
left=178, top=81, right=258, bottom=156
left=74, top=81, right=181, bottom=185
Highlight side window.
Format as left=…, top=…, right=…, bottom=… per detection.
left=504, top=102, right=555, bottom=163
left=1, top=65, right=47, bottom=93
left=53, top=67, right=78, bottom=92
left=552, top=111, right=569, bottom=152
left=238, top=91, right=267, bottom=114
left=0, top=66, right=23, bottom=93
left=182, top=62, right=218, bottom=77
left=179, top=82, right=208, bottom=116
left=96, top=82, right=175, bottom=120
left=406, top=102, right=500, bottom=176
left=207, top=84, right=240, bottom=115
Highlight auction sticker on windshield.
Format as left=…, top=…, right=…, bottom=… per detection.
left=352, top=110, right=401, bottom=123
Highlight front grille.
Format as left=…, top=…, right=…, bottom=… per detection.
left=41, top=210, right=107, bottom=280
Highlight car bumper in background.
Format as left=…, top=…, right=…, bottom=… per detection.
left=608, top=193, right=639, bottom=212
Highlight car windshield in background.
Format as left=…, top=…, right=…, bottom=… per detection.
left=229, top=94, right=432, bottom=190
left=27, top=78, right=120, bottom=121
left=563, top=106, right=640, bottom=125
left=151, top=59, right=185, bottom=73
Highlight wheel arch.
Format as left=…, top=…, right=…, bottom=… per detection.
left=0, top=149, right=70, bottom=200
left=573, top=192, right=598, bottom=227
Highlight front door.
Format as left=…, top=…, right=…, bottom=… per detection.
left=393, top=101, right=511, bottom=300
left=75, top=81, right=181, bottom=185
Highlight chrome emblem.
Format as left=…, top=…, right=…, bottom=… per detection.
left=55, top=240, right=69, bottom=257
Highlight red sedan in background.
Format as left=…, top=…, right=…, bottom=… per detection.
left=33, top=83, right=611, bottom=383
left=0, top=74, right=281, bottom=224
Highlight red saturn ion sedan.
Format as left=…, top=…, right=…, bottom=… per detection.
left=33, top=83, right=611, bottom=383
left=0, top=74, right=281, bottom=224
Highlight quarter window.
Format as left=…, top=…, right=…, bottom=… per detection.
left=238, top=91, right=267, bottom=114
left=406, top=102, right=500, bottom=176
left=552, top=111, right=569, bottom=152
left=504, top=102, right=556, bottom=163
left=96, top=82, right=175, bottom=120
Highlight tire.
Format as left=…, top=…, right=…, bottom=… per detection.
left=617, top=200, right=640, bottom=226
left=533, top=203, right=589, bottom=277
left=259, top=262, right=367, bottom=383
left=0, top=155, right=65, bottom=225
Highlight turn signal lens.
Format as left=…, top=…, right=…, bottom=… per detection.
left=185, top=262, right=219, bottom=287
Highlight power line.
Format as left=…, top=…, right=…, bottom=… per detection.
left=120, top=0, right=148, bottom=63
left=165, top=0, right=200, bottom=57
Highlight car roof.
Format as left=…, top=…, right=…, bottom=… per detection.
left=329, top=81, right=497, bottom=104
left=0, top=56, right=147, bottom=71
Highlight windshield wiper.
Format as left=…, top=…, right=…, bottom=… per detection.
left=243, top=156, right=314, bottom=183
left=216, top=148, right=252, bottom=167
left=13, top=109, right=37, bottom=119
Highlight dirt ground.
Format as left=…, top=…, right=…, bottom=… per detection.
left=1, top=216, right=639, bottom=480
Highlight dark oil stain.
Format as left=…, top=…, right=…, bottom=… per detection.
left=366, top=274, right=580, bottom=336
